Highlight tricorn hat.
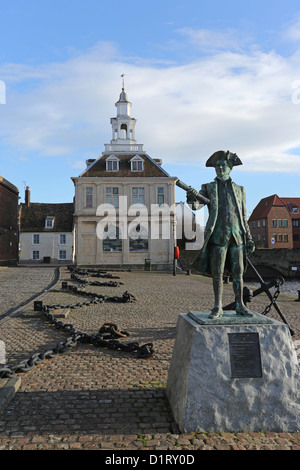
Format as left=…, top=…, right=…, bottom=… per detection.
left=206, top=150, right=243, bottom=168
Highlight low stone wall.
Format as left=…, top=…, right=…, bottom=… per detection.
left=248, top=248, right=300, bottom=278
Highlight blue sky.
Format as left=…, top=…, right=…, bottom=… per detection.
left=0, top=0, right=300, bottom=216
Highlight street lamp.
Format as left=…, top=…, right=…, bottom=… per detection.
left=171, top=215, right=177, bottom=276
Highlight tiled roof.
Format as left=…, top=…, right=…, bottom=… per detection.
left=248, top=194, right=285, bottom=221
left=80, top=153, right=170, bottom=178
left=20, top=203, right=74, bottom=232
left=249, top=194, right=300, bottom=221
left=280, top=197, right=300, bottom=218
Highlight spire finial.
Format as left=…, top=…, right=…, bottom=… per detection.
left=121, top=74, right=125, bottom=91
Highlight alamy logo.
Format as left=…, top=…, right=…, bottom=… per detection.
left=95, top=197, right=204, bottom=250
left=0, top=80, right=6, bottom=104
left=292, top=80, right=300, bottom=104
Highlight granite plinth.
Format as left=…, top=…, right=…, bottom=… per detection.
left=166, top=311, right=300, bottom=432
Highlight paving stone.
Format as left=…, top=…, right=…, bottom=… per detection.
left=0, top=265, right=299, bottom=450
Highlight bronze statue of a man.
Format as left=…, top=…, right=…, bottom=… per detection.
left=187, top=150, right=255, bottom=319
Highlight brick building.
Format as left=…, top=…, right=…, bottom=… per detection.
left=248, top=194, right=299, bottom=249
left=280, top=197, right=300, bottom=249
left=0, top=176, right=19, bottom=265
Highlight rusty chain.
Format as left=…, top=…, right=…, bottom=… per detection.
left=0, top=308, right=154, bottom=378
left=261, top=279, right=282, bottom=316
left=0, top=270, right=154, bottom=379
left=70, top=272, right=124, bottom=287
left=69, top=267, right=121, bottom=279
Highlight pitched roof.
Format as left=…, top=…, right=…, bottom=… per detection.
left=248, top=194, right=286, bottom=221
left=20, top=202, right=74, bottom=232
left=280, top=197, right=300, bottom=218
left=80, top=153, right=170, bottom=178
left=0, top=176, right=19, bottom=194
left=249, top=194, right=300, bottom=221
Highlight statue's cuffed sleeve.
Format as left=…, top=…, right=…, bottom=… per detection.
left=187, top=184, right=209, bottom=210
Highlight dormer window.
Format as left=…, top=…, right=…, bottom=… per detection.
left=45, top=216, right=55, bottom=229
left=106, top=155, right=119, bottom=172
left=130, top=155, right=144, bottom=172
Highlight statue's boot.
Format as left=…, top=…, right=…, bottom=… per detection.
left=209, top=306, right=223, bottom=318
left=233, top=277, right=253, bottom=316
left=209, top=278, right=223, bottom=319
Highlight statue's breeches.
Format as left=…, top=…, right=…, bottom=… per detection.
left=209, top=238, right=244, bottom=279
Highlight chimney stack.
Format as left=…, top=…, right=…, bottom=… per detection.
left=25, top=186, right=30, bottom=207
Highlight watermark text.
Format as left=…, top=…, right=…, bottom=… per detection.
left=95, top=197, right=204, bottom=250
left=292, top=80, right=300, bottom=104
left=0, top=80, right=6, bottom=104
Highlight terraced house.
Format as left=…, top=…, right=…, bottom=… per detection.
left=19, top=187, right=74, bottom=264
left=71, top=86, right=177, bottom=269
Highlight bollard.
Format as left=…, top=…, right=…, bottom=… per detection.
left=34, top=301, right=43, bottom=312
left=144, top=259, right=151, bottom=271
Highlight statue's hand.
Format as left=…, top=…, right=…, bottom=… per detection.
left=246, top=239, right=255, bottom=254
left=186, top=187, right=199, bottom=202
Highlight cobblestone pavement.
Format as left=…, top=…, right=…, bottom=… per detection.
left=0, top=266, right=299, bottom=451
left=0, top=266, right=58, bottom=319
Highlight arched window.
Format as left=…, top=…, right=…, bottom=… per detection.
left=120, top=123, right=127, bottom=139
left=129, top=223, right=148, bottom=252
left=103, top=225, right=122, bottom=252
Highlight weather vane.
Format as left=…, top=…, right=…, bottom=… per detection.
left=121, top=74, right=125, bottom=90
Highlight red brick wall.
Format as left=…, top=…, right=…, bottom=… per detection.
left=267, top=206, right=293, bottom=249
left=0, top=182, right=19, bottom=265
left=292, top=217, right=300, bottom=249
left=249, top=217, right=268, bottom=248
left=250, top=206, right=293, bottom=249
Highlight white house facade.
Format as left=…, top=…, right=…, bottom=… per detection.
left=72, top=86, right=177, bottom=269
left=19, top=232, right=74, bottom=263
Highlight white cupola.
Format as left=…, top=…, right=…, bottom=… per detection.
left=116, top=88, right=131, bottom=117
left=104, top=76, right=144, bottom=154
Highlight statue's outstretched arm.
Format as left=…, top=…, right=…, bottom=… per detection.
left=176, top=179, right=210, bottom=207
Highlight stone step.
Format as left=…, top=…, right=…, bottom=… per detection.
left=0, top=377, right=21, bottom=413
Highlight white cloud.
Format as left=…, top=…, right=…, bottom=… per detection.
left=0, top=37, right=300, bottom=174
left=176, top=27, right=251, bottom=52
left=283, top=14, right=300, bottom=43
left=71, top=160, right=87, bottom=170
